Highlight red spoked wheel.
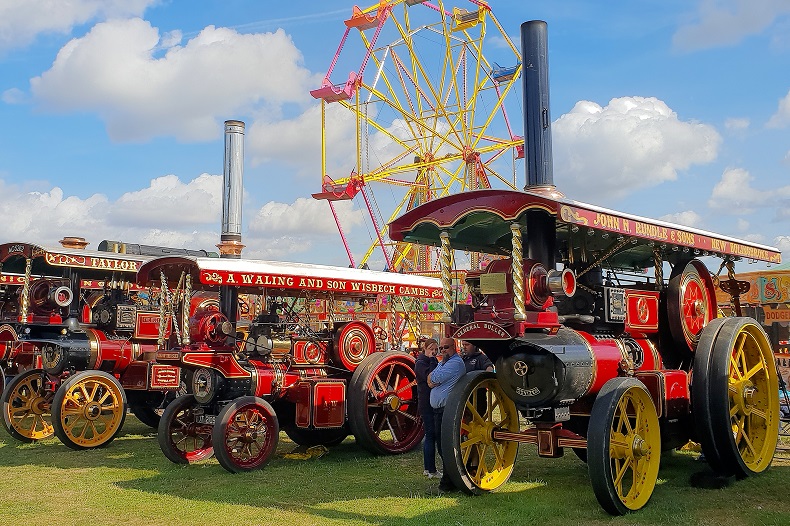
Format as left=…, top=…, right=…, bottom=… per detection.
left=668, top=259, right=716, bottom=353
left=213, top=396, right=279, bottom=473
left=347, top=351, right=423, bottom=455
left=157, top=394, right=214, bottom=464
left=333, top=321, right=375, bottom=372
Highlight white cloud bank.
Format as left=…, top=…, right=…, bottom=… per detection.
left=25, top=18, right=318, bottom=143
left=552, top=96, right=721, bottom=203
left=673, top=0, right=790, bottom=51
left=0, top=0, right=155, bottom=54
left=0, top=175, right=363, bottom=262
left=708, top=167, right=790, bottom=217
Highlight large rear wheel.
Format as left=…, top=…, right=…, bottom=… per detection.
left=347, top=352, right=423, bottom=455
left=588, top=377, right=661, bottom=515
left=157, top=394, right=214, bottom=464
left=693, top=317, right=779, bottom=478
left=441, top=371, right=520, bottom=494
left=213, top=396, right=279, bottom=473
left=1, top=369, right=55, bottom=442
left=52, top=370, right=127, bottom=450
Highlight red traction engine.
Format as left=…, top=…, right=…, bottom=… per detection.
left=137, top=255, right=442, bottom=472
left=0, top=240, right=205, bottom=449
left=389, top=188, right=781, bottom=514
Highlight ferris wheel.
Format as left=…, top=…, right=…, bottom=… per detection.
left=311, top=0, right=523, bottom=272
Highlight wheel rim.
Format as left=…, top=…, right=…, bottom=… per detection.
left=606, top=385, right=660, bottom=511
left=724, top=322, right=778, bottom=473
left=161, top=396, right=213, bottom=463
left=459, top=376, right=519, bottom=490
left=57, top=374, right=124, bottom=447
left=220, top=402, right=277, bottom=469
left=360, top=356, right=422, bottom=453
left=3, top=370, right=54, bottom=441
left=669, top=259, right=716, bottom=352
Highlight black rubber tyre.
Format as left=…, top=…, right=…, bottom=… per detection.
left=691, top=317, right=729, bottom=473
left=441, top=371, right=520, bottom=494
left=157, top=394, right=214, bottom=464
left=130, top=404, right=161, bottom=429
left=52, top=370, right=127, bottom=450
left=213, top=396, right=279, bottom=473
left=347, top=352, right=423, bottom=455
left=694, top=317, right=779, bottom=478
left=588, top=377, right=660, bottom=515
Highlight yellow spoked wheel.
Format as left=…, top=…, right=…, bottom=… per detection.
left=1, top=369, right=55, bottom=442
left=588, top=377, right=661, bottom=515
left=52, top=370, right=127, bottom=450
left=441, top=371, right=520, bottom=494
left=693, top=317, right=779, bottom=477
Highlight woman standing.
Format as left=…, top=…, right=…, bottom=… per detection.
left=415, top=338, right=440, bottom=478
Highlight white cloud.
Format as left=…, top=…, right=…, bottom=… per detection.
left=110, top=174, right=223, bottom=228
left=673, top=0, right=790, bottom=51
left=552, top=96, right=721, bottom=203
left=708, top=166, right=790, bottom=214
left=0, top=0, right=155, bottom=54
left=27, top=19, right=316, bottom=143
left=724, top=117, right=750, bottom=131
left=659, top=210, right=703, bottom=228
left=767, top=89, right=790, bottom=128
left=736, top=218, right=750, bottom=231
left=0, top=175, right=368, bottom=262
left=247, top=103, right=353, bottom=176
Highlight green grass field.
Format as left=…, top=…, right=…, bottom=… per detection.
left=1, top=416, right=788, bottom=526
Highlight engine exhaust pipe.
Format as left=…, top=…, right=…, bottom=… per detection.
left=522, top=20, right=554, bottom=190
left=217, top=120, right=245, bottom=329
left=521, top=21, right=556, bottom=267
left=217, top=120, right=245, bottom=258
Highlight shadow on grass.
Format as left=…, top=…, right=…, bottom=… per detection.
left=3, top=418, right=790, bottom=525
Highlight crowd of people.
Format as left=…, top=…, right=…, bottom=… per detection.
left=414, top=336, right=494, bottom=493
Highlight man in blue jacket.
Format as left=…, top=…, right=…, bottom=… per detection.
left=428, top=337, right=466, bottom=492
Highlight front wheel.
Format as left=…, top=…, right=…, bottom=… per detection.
left=213, top=396, right=279, bottom=473
left=1, top=369, right=55, bottom=442
left=157, top=394, right=214, bottom=464
left=441, top=371, right=520, bottom=494
left=52, top=370, right=127, bottom=450
left=588, top=377, right=661, bottom=515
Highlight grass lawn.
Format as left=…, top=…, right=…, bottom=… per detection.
left=1, top=416, right=789, bottom=526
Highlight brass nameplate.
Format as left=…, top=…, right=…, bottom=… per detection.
left=480, top=273, right=508, bottom=294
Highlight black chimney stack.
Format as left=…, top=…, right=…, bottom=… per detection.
left=522, top=20, right=554, bottom=189
left=521, top=20, right=556, bottom=267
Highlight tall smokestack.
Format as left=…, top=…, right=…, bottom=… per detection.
left=218, top=119, right=245, bottom=258
left=521, top=21, right=556, bottom=267
left=218, top=120, right=244, bottom=331
left=522, top=20, right=554, bottom=191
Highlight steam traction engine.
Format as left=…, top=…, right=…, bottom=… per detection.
left=0, top=240, right=204, bottom=448
left=137, top=255, right=441, bottom=472
left=390, top=189, right=781, bottom=514
left=387, top=20, right=781, bottom=516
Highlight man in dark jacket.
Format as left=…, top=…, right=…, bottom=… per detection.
left=461, top=340, right=494, bottom=373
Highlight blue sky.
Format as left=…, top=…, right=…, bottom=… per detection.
left=0, top=0, right=789, bottom=272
